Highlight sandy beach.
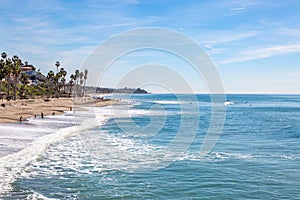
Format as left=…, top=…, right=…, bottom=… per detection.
left=0, top=97, right=119, bottom=124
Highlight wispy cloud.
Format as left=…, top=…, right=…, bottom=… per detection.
left=217, top=0, right=258, bottom=16
left=199, top=31, right=258, bottom=57
left=279, top=28, right=300, bottom=36
left=0, top=0, right=169, bottom=74
left=226, top=7, right=245, bottom=15
left=221, top=44, right=300, bottom=64
left=202, top=31, right=258, bottom=45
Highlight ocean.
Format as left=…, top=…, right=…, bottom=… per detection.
left=0, top=94, right=299, bottom=199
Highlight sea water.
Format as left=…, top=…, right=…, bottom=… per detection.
left=0, top=94, right=299, bottom=199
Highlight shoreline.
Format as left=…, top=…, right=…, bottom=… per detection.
left=0, top=99, right=120, bottom=194
left=0, top=97, right=119, bottom=124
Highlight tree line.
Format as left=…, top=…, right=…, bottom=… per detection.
left=0, top=52, right=88, bottom=100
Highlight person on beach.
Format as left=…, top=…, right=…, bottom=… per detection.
left=41, top=112, right=44, bottom=119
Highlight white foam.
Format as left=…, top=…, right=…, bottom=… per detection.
left=224, top=100, right=235, bottom=106
left=177, top=151, right=254, bottom=162
left=0, top=109, right=109, bottom=195
left=26, top=190, right=58, bottom=200
left=32, top=131, right=174, bottom=173
left=0, top=125, right=52, bottom=135
left=128, top=109, right=151, bottom=115
left=152, top=100, right=181, bottom=104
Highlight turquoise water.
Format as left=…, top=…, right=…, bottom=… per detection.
left=1, top=94, right=300, bottom=199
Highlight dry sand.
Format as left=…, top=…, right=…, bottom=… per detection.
left=0, top=97, right=119, bottom=123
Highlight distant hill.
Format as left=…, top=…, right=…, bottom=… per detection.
left=84, top=87, right=149, bottom=94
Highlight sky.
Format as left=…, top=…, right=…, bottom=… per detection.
left=1, top=0, right=300, bottom=93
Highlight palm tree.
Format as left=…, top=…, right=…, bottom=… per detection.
left=1, top=52, right=7, bottom=96
left=19, top=73, right=29, bottom=98
left=59, top=68, right=67, bottom=94
left=79, top=72, right=84, bottom=84
left=69, top=74, right=74, bottom=96
left=1, top=52, right=7, bottom=60
left=82, top=69, right=88, bottom=96
left=47, top=70, right=55, bottom=98
left=0, top=56, right=5, bottom=93
left=55, top=71, right=62, bottom=96
left=3, top=57, right=13, bottom=99
left=69, top=74, right=76, bottom=96
left=12, top=55, right=22, bottom=100
left=55, top=61, right=60, bottom=73
left=73, top=70, right=80, bottom=95
left=79, top=72, right=84, bottom=96
left=61, top=77, right=66, bottom=93
left=75, top=70, right=79, bottom=85
left=60, top=67, right=67, bottom=78
left=83, top=69, right=88, bottom=84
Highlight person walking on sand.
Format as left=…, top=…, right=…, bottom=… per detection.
left=41, top=112, right=44, bottom=119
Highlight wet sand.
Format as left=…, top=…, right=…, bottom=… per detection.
left=0, top=97, right=119, bottom=123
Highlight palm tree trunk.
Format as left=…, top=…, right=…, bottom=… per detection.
left=69, top=84, right=72, bottom=97
left=6, top=76, right=11, bottom=100
left=82, top=82, right=86, bottom=96
left=13, top=78, right=18, bottom=100
left=13, top=82, right=16, bottom=100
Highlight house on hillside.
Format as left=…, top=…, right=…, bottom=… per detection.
left=21, top=62, right=36, bottom=71
left=20, top=63, right=45, bottom=85
left=24, top=70, right=45, bottom=85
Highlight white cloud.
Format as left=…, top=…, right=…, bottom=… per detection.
left=217, top=0, right=258, bottom=16
left=202, top=31, right=258, bottom=45
left=198, top=31, right=258, bottom=57
left=279, top=28, right=300, bottom=36
left=221, top=44, right=300, bottom=64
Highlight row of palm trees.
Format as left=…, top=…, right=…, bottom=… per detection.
left=45, top=64, right=88, bottom=98
left=0, top=52, right=88, bottom=100
left=0, top=52, right=22, bottom=100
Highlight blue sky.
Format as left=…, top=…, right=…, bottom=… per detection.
left=1, top=0, right=300, bottom=93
